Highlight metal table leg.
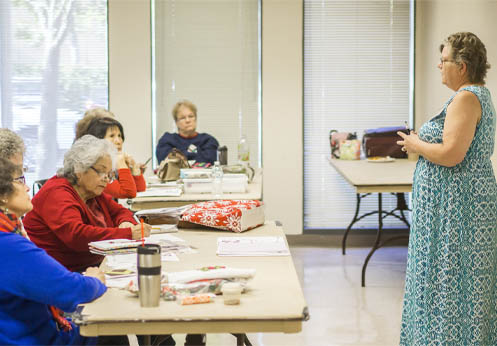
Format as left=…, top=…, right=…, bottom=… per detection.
left=361, top=193, right=383, bottom=287
left=342, top=193, right=362, bottom=254
left=233, top=334, right=253, bottom=346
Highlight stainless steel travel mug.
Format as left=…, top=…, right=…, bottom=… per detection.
left=137, top=244, right=161, bottom=307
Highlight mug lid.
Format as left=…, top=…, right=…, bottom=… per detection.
left=137, top=243, right=161, bottom=255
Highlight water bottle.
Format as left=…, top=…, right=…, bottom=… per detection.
left=237, top=135, right=250, bottom=166
left=212, top=161, right=223, bottom=198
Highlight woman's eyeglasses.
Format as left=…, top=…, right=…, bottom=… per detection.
left=90, top=167, right=114, bottom=182
left=439, top=58, right=455, bottom=66
left=13, top=175, right=26, bottom=186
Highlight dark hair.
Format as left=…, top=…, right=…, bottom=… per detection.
left=440, top=32, right=491, bottom=85
left=85, top=117, right=125, bottom=142
left=0, top=157, right=18, bottom=201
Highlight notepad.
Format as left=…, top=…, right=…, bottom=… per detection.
left=216, top=236, right=290, bottom=256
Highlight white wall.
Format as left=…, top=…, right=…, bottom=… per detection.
left=108, top=0, right=152, bottom=169
left=261, top=0, right=303, bottom=234
left=415, top=0, right=497, bottom=172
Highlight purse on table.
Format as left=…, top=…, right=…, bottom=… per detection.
left=157, top=148, right=190, bottom=182
left=362, top=126, right=409, bottom=158
left=329, top=130, right=360, bottom=160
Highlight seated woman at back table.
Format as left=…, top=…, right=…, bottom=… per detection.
left=24, top=135, right=151, bottom=272
left=78, top=116, right=147, bottom=199
left=156, top=100, right=219, bottom=164
left=0, top=157, right=107, bottom=345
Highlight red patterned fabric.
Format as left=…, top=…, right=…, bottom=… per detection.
left=181, top=200, right=264, bottom=233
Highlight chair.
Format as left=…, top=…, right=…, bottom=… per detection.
left=32, top=179, right=48, bottom=195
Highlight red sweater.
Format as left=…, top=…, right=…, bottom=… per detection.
left=104, top=168, right=146, bottom=199
left=23, top=176, right=136, bottom=272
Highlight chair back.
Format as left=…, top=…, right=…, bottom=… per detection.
left=32, top=179, right=48, bottom=195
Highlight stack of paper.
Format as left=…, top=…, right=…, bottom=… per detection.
left=216, top=236, right=290, bottom=256
left=89, top=233, right=191, bottom=256
left=151, top=224, right=178, bottom=234
left=134, top=205, right=192, bottom=225
left=136, top=187, right=182, bottom=198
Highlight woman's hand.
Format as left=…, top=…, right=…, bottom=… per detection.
left=119, top=221, right=134, bottom=229
left=130, top=223, right=151, bottom=240
left=83, top=267, right=106, bottom=284
left=124, top=153, right=141, bottom=176
left=116, top=152, right=128, bottom=170
left=397, top=131, right=420, bottom=154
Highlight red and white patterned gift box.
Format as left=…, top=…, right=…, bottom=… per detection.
left=180, top=200, right=265, bottom=233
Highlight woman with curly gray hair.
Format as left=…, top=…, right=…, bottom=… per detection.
left=23, top=135, right=151, bottom=272
left=398, top=32, right=496, bottom=345
left=0, top=128, right=25, bottom=166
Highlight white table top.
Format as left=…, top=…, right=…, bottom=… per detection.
left=76, top=222, right=308, bottom=336
left=329, top=158, right=417, bottom=193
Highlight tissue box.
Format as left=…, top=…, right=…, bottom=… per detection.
left=183, top=178, right=213, bottom=194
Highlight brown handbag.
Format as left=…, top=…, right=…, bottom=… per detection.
left=362, top=127, right=409, bottom=158
left=157, top=148, right=190, bottom=182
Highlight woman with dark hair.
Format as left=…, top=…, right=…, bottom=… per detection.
left=82, top=116, right=146, bottom=199
left=0, top=157, right=107, bottom=345
left=398, top=32, right=496, bottom=344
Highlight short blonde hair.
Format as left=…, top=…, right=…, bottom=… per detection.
left=75, top=108, right=115, bottom=140
left=440, top=32, right=491, bottom=85
left=172, top=100, right=197, bottom=121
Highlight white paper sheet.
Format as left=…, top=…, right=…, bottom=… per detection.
left=216, top=236, right=290, bottom=256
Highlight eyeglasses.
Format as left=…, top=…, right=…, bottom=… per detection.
left=90, top=166, right=114, bottom=182
left=176, top=114, right=196, bottom=122
left=439, top=58, right=456, bottom=66
left=13, top=175, right=26, bottom=186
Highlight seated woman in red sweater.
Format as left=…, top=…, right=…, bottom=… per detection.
left=23, top=135, right=151, bottom=272
left=79, top=116, right=147, bottom=199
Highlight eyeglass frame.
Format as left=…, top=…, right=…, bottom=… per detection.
left=13, top=175, right=26, bottom=186
left=89, top=166, right=114, bottom=182
left=439, top=58, right=457, bottom=66
left=176, top=114, right=196, bottom=122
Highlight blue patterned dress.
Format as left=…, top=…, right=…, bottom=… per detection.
left=400, top=85, right=497, bottom=345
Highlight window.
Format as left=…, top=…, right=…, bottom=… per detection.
left=0, top=0, right=109, bottom=187
left=152, top=0, right=261, bottom=167
left=304, top=0, right=413, bottom=229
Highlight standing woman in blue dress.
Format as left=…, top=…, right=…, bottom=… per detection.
left=397, top=32, right=496, bottom=345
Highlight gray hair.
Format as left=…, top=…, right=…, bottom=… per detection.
left=58, top=135, right=116, bottom=184
left=0, top=128, right=25, bottom=160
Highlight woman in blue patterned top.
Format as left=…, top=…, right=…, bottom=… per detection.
left=397, top=32, right=496, bottom=345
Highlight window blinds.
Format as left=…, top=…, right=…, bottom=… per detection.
left=0, top=0, right=108, bottom=188
left=152, top=0, right=261, bottom=167
left=304, top=0, right=412, bottom=229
